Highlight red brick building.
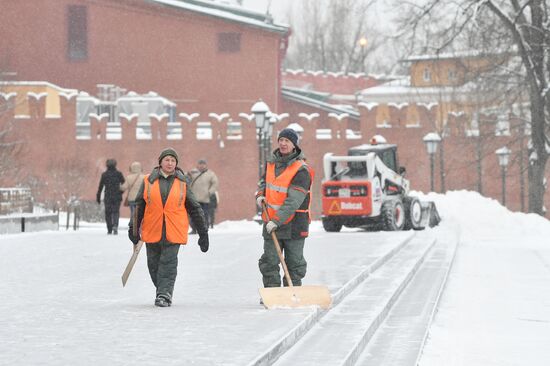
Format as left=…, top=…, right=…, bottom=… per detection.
left=0, top=80, right=546, bottom=221
left=0, top=0, right=292, bottom=220
left=1, top=2, right=547, bottom=221
left=0, top=0, right=289, bottom=115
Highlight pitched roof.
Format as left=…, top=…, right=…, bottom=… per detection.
left=400, top=48, right=516, bottom=62
left=149, top=0, right=290, bottom=34
left=282, top=87, right=360, bottom=120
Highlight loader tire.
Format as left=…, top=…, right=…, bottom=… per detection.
left=403, top=196, right=424, bottom=230
left=322, top=217, right=342, bottom=232
left=381, top=199, right=405, bottom=231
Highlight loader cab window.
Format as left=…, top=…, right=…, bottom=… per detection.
left=347, top=151, right=367, bottom=177
left=378, top=148, right=398, bottom=172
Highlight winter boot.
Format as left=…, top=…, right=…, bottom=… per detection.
left=154, top=294, right=171, bottom=307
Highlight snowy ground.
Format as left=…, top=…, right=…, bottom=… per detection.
left=0, top=217, right=411, bottom=365
left=1, top=190, right=550, bottom=365
left=417, top=191, right=550, bottom=366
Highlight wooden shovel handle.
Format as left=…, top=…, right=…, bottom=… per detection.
left=262, top=203, right=294, bottom=288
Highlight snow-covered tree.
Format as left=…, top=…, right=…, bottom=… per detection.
left=0, top=82, right=23, bottom=184
left=284, top=0, right=389, bottom=74
left=394, top=0, right=549, bottom=215
left=47, top=158, right=92, bottom=206
left=0, top=121, right=22, bottom=181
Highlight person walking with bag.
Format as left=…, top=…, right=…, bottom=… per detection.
left=256, top=128, right=313, bottom=289
left=96, top=158, right=125, bottom=235
left=121, top=161, right=145, bottom=217
left=189, top=159, right=218, bottom=233
left=128, top=148, right=209, bottom=307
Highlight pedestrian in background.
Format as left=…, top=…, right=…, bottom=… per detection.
left=128, top=148, right=209, bottom=307
left=256, top=128, right=313, bottom=289
left=96, top=158, right=125, bottom=235
left=189, top=159, right=218, bottom=233
left=121, top=161, right=145, bottom=217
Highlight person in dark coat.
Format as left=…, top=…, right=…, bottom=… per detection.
left=256, top=128, right=313, bottom=289
left=96, top=158, right=125, bottom=235
left=128, top=148, right=209, bottom=307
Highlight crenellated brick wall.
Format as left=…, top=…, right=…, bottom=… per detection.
left=1, top=89, right=546, bottom=221
left=282, top=70, right=383, bottom=96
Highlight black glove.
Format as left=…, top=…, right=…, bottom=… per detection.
left=128, top=226, right=140, bottom=245
left=198, top=234, right=209, bottom=253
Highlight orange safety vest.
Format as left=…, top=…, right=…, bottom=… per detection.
left=141, top=175, right=189, bottom=244
left=262, top=160, right=314, bottom=224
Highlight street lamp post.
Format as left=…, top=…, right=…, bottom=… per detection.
left=423, top=132, right=441, bottom=192
left=251, top=99, right=270, bottom=180
left=495, top=147, right=511, bottom=206
left=251, top=99, right=272, bottom=220
left=263, top=114, right=277, bottom=162
left=358, top=37, right=368, bottom=72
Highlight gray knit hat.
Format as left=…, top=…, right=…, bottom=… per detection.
left=278, top=128, right=299, bottom=147
left=158, top=147, right=179, bottom=165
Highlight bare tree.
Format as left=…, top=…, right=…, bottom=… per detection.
left=284, top=0, right=389, bottom=73
left=394, top=0, right=550, bottom=215
left=0, top=123, right=23, bottom=181
left=48, top=158, right=93, bottom=207
left=0, top=82, right=23, bottom=185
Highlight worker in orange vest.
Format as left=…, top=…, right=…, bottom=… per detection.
left=129, top=147, right=209, bottom=307
left=256, top=128, right=314, bottom=290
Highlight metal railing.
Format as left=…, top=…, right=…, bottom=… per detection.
left=0, top=188, right=33, bottom=215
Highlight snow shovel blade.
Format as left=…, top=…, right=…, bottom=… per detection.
left=259, top=286, right=332, bottom=309
left=121, top=240, right=144, bottom=287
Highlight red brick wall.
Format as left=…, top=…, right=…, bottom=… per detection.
left=281, top=98, right=547, bottom=217
left=282, top=70, right=381, bottom=95
left=1, top=94, right=547, bottom=221
left=0, top=0, right=283, bottom=116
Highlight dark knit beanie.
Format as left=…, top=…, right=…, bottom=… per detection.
left=158, top=147, right=179, bottom=165
left=278, top=128, right=299, bottom=148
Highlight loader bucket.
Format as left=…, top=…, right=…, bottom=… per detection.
left=419, top=201, right=441, bottom=228
left=259, top=286, right=332, bottom=309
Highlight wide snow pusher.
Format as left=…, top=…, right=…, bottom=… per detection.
left=321, top=135, right=440, bottom=232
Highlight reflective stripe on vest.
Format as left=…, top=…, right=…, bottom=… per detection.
left=141, top=175, right=189, bottom=244
left=262, top=160, right=313, bottom=224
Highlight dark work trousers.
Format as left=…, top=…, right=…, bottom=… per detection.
left=208, top=206, right=216, bottom=228
left=258, top=237, right=307, bottom=287
left=104, top=201, right=121, bottom=234
left=200, top=202, right=210, bottom=228
left=146, top=242, right=181, bottom=301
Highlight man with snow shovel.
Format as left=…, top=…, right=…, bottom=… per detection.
left=128, top=148, right=209, bottom=307
left=256, top=128, right=313, bottom=296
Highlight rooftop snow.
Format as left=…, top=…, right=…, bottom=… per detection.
left=358, top=78, right=482, bottom=104
left=149, top=0, right=289, bottom=34
left=282, top=88, right=360, bottom=120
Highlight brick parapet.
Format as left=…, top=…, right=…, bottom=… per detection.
left=4, top=93, right=546, bottom=220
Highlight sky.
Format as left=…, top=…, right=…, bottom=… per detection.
left=239, top=0, right=400, bottom=73
left=240, top=0, right=293, bottom=22
left=1, top=190, right=550, bottom=365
